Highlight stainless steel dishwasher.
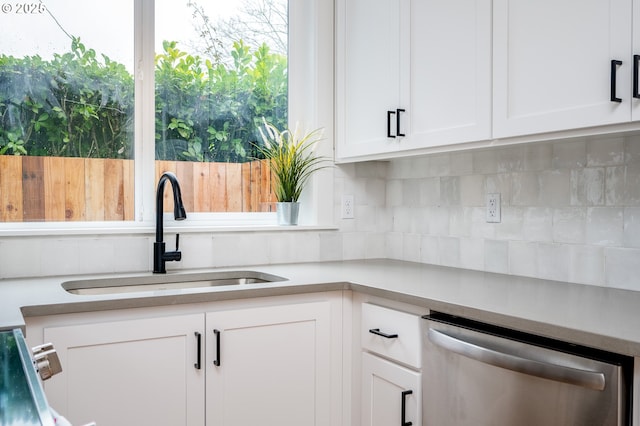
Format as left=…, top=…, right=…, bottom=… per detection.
left=422, top=313, right=633, bottom=426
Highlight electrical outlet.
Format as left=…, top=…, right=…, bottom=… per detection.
left=341, top=195, right=354, bottom=219
left=486, top=193, right=501, bottom=223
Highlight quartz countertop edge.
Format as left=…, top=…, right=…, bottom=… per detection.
left=2, top=259, right=640, bottom=357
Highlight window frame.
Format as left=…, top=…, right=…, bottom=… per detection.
left=0, top=0, right=334, bottom=235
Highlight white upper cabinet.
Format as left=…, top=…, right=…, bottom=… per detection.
left=408, top=0, right=492, bottom=149
left=634, top=0, right=640, bottom=121
left=493, top=0, right=633, bottom=138
left=336, top=0, right=409, bottom=159
left=335, top=0, right=491, bottom=161
left=336, top=0, right=640, bottom=161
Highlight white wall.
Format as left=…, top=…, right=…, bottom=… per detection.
left=337, top=134, right=640, bottom=291
left=2, top=134, right=639, bottom=291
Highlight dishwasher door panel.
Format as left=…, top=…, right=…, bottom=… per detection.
left=423, top=318, right=628, bottom=426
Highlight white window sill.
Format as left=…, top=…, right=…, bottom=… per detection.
left=0, top=213, right=338, bottom=237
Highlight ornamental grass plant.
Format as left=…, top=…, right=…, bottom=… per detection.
left=256, top=119, right=329, bottom=202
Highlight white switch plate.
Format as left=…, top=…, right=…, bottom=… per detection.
left=341, top=195, right=354, bottom=219
left=486, top=193, right=501, bottom=223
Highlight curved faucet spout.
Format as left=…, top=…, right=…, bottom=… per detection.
left=154, top=171, right=187, bottom=273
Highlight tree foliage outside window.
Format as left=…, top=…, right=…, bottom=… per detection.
left=0, top=38, right=134, bottom=158
left=154, top=39, right=287, bottom=163
left=0, top=0, right=288, bottom=164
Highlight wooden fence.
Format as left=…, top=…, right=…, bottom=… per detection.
left=0, top=156, right=276, bottom=222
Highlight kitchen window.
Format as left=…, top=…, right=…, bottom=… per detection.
left=0, top=0, right=329, bottom=231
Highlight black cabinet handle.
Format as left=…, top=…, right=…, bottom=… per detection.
left=387, top=110, right=396, bottom=138
left=634, top=55, right=640, bottom=99
left=401, top=390, right=413, bottom=426
left=213, top=329, right=221, bottom=366
left=396, top=109, right=405, bottom=137
left=369, top=328, right=398, bottom=339
left=194, top=332, right=202, bottom=370
left=611, top=59, right=623, bottom=103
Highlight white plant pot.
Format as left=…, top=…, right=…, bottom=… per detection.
left=276, top=202, right=300, bottom=226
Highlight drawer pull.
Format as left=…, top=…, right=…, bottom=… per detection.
left=369, top=328, right=398, bottom=339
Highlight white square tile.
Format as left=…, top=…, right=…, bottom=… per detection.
left=570, top=168, right=604, bottom=206
left=586, top=137, right=624, bottom=167
left=623, top=207, right=640, bottom=248
left=536, top=242, right=569, bottom=282
left=508, top=241, right=538, bottom=277
left=586, top=207, right=623, bottom=246
left=552, top=208, right=586, bottom=244
left=484, top=240, right=509, bottom=274
left=604, top=247, right=640, bottom=290
left=0, top=238, right=42, bottom=278
left=569, top=245, right=604, bottom=286
left=459, top=238, right=485, bottom=271
left=522, top=207, right=553, bottom=242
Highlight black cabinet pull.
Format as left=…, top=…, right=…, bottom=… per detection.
left=396, top=108, right=405, bottom=137
left=611, top=59, right=623, bottom=103
left=401, top=390, right=413, bottom=426
left=387, top=110, right=396, bottom=138
left=634, top=55, right=640, bottom=99
left=369, top=328, right=398, bottom=339
left=194, top=332, right=202, bottom=370
left=213, top=329, right=221, bottom=366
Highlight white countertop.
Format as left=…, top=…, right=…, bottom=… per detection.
left=2, top=259, right=640, bottom=356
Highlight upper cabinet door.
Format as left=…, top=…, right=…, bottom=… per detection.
left=336, top=0, right=490, bottom=161
left=408, top=0, right=492, bottom=149
left=335, top=0, right=410, bottom=159
left=633, top=0, right=640, bottom=120
left=493, top=0, right=633, bottom=138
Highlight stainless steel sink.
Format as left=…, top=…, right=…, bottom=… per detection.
left=62, top=271, right=287, bottom=295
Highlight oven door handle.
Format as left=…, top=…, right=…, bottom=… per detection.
left=427, top=328, right=606, bottom=391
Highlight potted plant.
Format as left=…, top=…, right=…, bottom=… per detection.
left=256, top=119, right=329, bottom=225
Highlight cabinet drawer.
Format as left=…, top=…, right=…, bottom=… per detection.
left=361, top=303, right=421, bottom=368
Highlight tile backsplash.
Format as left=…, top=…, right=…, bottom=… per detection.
left=2, top=134, right=640, bottom=291
left=336, top=134, right=640, bottom=290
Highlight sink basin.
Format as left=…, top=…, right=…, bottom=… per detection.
left=63, top=271, right=287, bottom=295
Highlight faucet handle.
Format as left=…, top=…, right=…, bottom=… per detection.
left=175, top=233, right=180, bottom=251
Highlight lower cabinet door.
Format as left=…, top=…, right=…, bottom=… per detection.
left=206, top=301, right=332, bottom=426
left=43, top=314, right=205, bottom=426
left=362, top=352, right=421, bottom=426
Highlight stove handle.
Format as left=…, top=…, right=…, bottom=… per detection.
left=427, top=328, right=606, bottom=391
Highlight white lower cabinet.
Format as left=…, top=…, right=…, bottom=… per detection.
left=30, top=293, right=341, bottom=426
left=43, top=314, right=205, bottom=426
left=358, top=302, right=423, bottom=426
left=205, top=301, right=333, bottom=426
left=361, top=352, right=421, bottom=426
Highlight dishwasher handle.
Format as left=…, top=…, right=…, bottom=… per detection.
left=427, top=328, right=606, bottom=391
